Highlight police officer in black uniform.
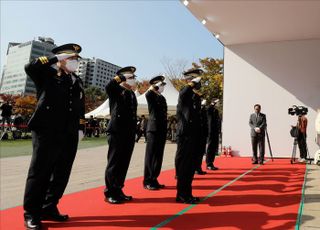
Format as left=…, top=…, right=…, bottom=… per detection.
left=195, top=99, right=208, bottom=175
left=175, top=69, right=203, bottom=204
left=206, top=99, right=221, bottom=170
left=143, top=76, right=167, bottom=190
left=23, top=43, right=85, bottom=230
left=104, top=66, right=137, bottom=204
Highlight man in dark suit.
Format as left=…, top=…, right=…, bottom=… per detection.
left=249, top=104, right=267, bottom=164
left=206, top=99, right=221, bottom=170
left=104, top=66, right=137, bottom=204
left=23, top=43, right=85, bottom=230
left=175, top=69, right=203, bottom=204
left=143, top=75, right=167, bottom=190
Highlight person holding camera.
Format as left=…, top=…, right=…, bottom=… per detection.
left=297, top=114, right=308, bottom=162
left=249, top=104, right=267, bottom=164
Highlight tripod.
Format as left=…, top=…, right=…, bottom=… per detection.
left=265, top=128, right=274, bottom=161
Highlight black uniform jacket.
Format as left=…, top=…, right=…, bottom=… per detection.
left=105, top=79, right=137, bottom=134
left=176, top=85, right=201, bottom=137
left=25, top=56, right=85, bottom=132
left=207, top=106, right=221, bottom=137
left=145, top=90, right=167, bottom=132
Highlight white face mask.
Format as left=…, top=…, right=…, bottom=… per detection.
left=126, top=78, right=136, bottom=87
left=158, top=85, right=164, bottom=94
left=65, top=60, right=79, bottom=72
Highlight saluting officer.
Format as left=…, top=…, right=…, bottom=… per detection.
left=175, top=69, right=203, bottom=204
left=143, top=76, right=168, bottom=190
left=206, top=99, right=221, bottom=170
left=104, top=66, right=137, bottom=204
left=194, top=99, right=208, bottom=175
left=23, top=43, right=85, bottom=230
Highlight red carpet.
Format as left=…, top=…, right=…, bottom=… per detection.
left=0, top=157, right=306, bottom=229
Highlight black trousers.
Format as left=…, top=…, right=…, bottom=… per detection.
left=297, top=132, right=307, bottom=159
left=195, top=135, right=207, bottom=171
left=251, top=135, right=265, bottom=161
left=206, top=134, right=219, bottom=166
left=143, top=131, right=166, bottom=186
left=23, top=129, right=78, bottom=217
left=175, top=134, right=198, bottom=198
left=105, top=131, right=135, bottom=196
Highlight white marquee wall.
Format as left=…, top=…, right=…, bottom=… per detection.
left=222, top=39, right=320, bottom=157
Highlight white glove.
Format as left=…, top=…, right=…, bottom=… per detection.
left=56, top=53, right=76, bottom=61
left=122, top=73, right=134, bottom=79
left=78, top=130, right=84, bottom=141
left=254, top=127, right=261, bottom=133
left=155, top=81, right=162, bottom=88
left=191, top=77, right=201, bottom=83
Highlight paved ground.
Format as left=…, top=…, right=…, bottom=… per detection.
left=1, top=140, right=319, bottom=229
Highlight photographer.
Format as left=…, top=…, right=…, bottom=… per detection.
left=297, top=115, right=308, bottom=162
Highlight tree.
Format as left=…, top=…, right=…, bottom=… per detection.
left=192, top=58, right=224, bottom=109
left=84, top=86, right=107, bottom=113
left=136, top=79, right=150, bottom=95
left=161, top=57, right=188, bottom=79
left=14, top=95, right=37, bottom=116
left=162, top=57, right=224, bottom=112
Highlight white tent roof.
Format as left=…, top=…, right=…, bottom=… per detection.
left=85, top=79, right=179, bottom=118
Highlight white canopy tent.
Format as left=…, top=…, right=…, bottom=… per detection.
left=85, top=79, right=179, bottom=118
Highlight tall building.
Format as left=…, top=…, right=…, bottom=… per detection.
left=76, top=57, right=121, bottom=91
left=0, top=38, right=122, bottom=95
left=0, top=37, right=56, bottom=95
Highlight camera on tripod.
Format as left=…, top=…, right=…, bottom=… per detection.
left=288, top=105, right=308, bottom=116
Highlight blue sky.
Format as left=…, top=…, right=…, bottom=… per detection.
left=1, top=0, right=223, bottom=80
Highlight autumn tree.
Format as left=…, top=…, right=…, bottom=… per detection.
left=191, top=58, right=224, bottom=108
left=162, top=57, right=224, bottom=112
left=84, top=86, right=107, bottom=113
left=136, top=79, right=150, bottom=95
left=14, top=95, right=37, bottom=116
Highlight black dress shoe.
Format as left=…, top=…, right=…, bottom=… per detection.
left=191, top=196, right=200, bottom=202
left=195, top=170, right=207, bottom=175
left=207, top=165, right=219, bottom=170
left=119, top=190, right=133, bottom=201
left=41, top=207, right=69, bottom=222
left=176, top=196, right=198, bottom=204
left=155, top=183, right=165, bottom=189
left=144, top=184, right=159, bottom=190
left=259, top=161, right=264, bottom=165
left=252, top=161, right=258, bottom=164
left=24, top=214, right=42, bottom=230
left=104, top=196, right=123, bottom=204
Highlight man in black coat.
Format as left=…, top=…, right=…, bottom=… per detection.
left=195, top=99, right=208, bottom=175
left=23, top=43, right=85, bottom=230
left=1, top=101, right=13, bottom=129
left=249, top=104, right=267, bottom=164
left=104, top=66, right=137, bottom=204
left=143, top=75, right=167, bottom=190
left=206, top=99, right=221, bottom=170
left=175, top=69, right=203, bottom=204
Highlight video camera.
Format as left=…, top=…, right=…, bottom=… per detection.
left=288, top=105, right=308, bottom=116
